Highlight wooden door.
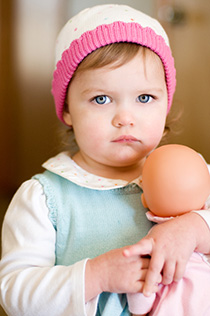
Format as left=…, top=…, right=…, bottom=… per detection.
left=0, top=0, right=19, bottom=195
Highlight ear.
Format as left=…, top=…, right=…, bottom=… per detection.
left=63, top=111, right=72, bottom=126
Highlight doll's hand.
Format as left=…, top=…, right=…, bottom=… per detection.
left=124, top=212, right=210, bottom=297
left=85, top=247, right=160, bottom=302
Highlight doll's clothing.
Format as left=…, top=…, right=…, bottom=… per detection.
left=127, top=212, right=210, bottom=315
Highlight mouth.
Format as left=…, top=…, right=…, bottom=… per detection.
left=112, top=135, right=140, bottom=143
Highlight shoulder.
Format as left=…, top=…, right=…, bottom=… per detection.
left=2, top=178, right=56, bottom=254
left=4, top=179, right=49, bottom=225
left=12, top=178, right=46, bottom=205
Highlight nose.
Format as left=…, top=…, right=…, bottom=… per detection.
left=112, top=111, right=135, bottom=127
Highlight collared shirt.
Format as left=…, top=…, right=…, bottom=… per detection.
left=43, top=151, right=142, bottom=190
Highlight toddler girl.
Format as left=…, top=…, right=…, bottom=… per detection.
left=1, top=4, right=210, bottom=316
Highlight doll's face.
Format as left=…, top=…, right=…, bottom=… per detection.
left=141, top=144, right=210, bottom=217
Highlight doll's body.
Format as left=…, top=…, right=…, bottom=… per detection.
left=128, top=144, right=210, bottom=316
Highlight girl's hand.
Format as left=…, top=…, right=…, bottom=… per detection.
left=85, top=247, right=160, bottom=302
left=124, top=212, right=210, bottom=297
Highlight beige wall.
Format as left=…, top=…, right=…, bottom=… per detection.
left=156, top=0, right=210, bottom=162
left=68, top=0, right=154, bottom=16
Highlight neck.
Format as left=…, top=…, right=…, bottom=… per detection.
left=72, top=152, right=145, bottom=181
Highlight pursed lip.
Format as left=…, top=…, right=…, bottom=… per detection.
left=112, top=135, right=140, bottom=143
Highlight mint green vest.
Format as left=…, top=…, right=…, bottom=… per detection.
left=34, top=171, right=153, bottom=316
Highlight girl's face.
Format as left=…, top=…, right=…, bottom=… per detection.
left=64, top=50, right=168, bottom=179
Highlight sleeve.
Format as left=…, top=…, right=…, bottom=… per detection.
left=193, top=197, right=210, bottom=230
left=0, top=179, right=98, bottom=316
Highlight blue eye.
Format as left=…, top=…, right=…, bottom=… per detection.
left=138, top=95, right=152, bottom=103
left=94, top=95, right=111, bottom=105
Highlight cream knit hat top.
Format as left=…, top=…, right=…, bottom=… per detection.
left=52, top=4, right=176, bottom=124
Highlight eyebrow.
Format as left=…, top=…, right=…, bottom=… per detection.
left=81, top=87, right=165, bottom=94
left=81, top=87, right=109, bottom=96
left=140, top=88, right=165, bottom=94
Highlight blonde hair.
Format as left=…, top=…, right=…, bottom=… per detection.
left=72, top=42, right=162, bottom=79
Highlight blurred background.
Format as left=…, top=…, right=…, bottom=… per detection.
left=0, top=0, right=210, bottom=314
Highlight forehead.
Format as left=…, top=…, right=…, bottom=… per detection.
left=69, top=49, right=166, bottom=96
left=73, top=44, right=165, bottom=81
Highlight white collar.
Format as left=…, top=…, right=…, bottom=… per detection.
left=42, top=152, right=142, bottom=190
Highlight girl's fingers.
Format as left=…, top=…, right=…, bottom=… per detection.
left=142, top=251, right=164, bottom=297
left=123, top=239, right=164, bottom=296
left=173, top=259, right=187, bottom=282
left=123, top=239, right=153, bottom=257
left=135, top=270, right=159, bottom=294
left=161, top=260, right=176, bottom=285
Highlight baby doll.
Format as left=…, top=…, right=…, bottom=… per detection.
left=127, top=144, right=210, bottom=316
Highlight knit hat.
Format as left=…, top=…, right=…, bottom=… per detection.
left=52, top=4, right=176, bottom=124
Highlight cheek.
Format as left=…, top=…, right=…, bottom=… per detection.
left=144, top=116, right=166, bottom=145
left=74, top=119, right=105, bottom=148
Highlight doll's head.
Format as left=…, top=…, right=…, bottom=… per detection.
left=141, top=144, right=210, bottom=217
left=51, top=4, right=176, bottom=124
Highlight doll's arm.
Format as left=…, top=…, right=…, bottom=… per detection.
left=124, top=211, right=210, bottom=297
left=127, top=292, right=156, bottom=315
